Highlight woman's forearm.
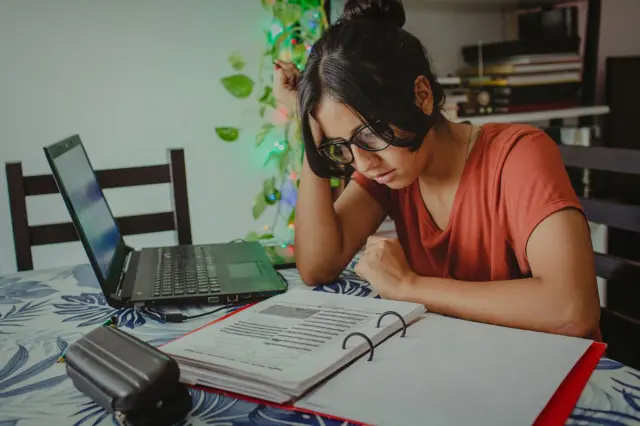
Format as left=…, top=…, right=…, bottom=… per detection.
left=294, top=156, right=350, bottom=284
left=400, top=275, right=600, bottom=337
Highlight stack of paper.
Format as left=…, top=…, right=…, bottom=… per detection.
left=160, top=289, right=425, bottom=403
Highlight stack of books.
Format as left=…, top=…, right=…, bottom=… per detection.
left=437, top=76, right=469, bottom=121
left=455, top=6, right=583, bottom=117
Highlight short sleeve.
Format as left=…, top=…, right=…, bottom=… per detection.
left=498, top=130, right=584, bottom=271
left=350, top=171, right=391, bottom=214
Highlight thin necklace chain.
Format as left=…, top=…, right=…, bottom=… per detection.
left=465, top=123, right=476, bottom=160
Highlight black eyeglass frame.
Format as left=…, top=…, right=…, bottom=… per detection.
left=317, top=121, right=392, bottom=165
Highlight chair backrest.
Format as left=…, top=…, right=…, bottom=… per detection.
left=5, top=148, right=192, bottom=271
left=558, top=143, right=640, bottom=369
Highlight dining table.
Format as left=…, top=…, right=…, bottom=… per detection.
left=1, top=257, right=639, bottom=426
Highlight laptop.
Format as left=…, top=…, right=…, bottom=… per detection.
left=44, top=135, right=287, bottom=308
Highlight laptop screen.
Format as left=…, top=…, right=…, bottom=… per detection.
left=52, top=144, right=121, bottom=278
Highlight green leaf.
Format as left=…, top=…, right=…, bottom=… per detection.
left=259, top=233, right=275, bottom=240
left=259, top=104, right=267, bottom=118
left=252, top=194, right=267, bottom=219
left=260, top=0, right=272, bottom=9
left=273, top=3, right=302, bottom=27
left=287, top=208, right=296, bottom=226
left=228, top=53, right=246, bottom=71
left=215, top=127, right=239, bottom=142
left=245, top=231, right=260, bottom=241
left=221, top=74, right=254, bottom=99
left=263, top=176, right=276, bottom=195
left=258, top=86, right=277, bottom=109
left=278, top=148, right=290, bottom=174
left=264, top=189, right=281, bottom=206
left=256, top=123, right=274, bottom=147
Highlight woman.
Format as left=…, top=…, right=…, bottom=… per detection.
left=273, top=0, right=600, bottom=338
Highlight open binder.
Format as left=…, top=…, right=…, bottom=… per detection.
left=160, top=290, right=605, bottom=426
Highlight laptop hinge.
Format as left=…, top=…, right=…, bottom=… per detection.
left=116, top=249, right=134, bottom=297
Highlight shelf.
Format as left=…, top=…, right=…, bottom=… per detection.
left=456, top=105, right=610, bottom=125
left=402, top=0, right=584, bottom=12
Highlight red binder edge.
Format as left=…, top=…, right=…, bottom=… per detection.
left=161, top=305, right=606, bottom=426
left=533, top=341, right=607, bottom=426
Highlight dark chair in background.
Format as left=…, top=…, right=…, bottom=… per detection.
left=558, top=143, right=640, bottom=370
left=5, top=148, right=192, bottom=272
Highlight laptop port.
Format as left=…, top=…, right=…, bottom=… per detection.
left=240, top=294, right=252, bottom=300
left=226, top=294, right=239, bottom=302
left=207, top=296, right=220, bottom=303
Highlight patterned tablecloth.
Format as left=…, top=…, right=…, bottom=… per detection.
left=1, top=260, right=639, bottom=426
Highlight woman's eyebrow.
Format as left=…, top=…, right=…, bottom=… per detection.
left=324, top=124, right=365, bottom=141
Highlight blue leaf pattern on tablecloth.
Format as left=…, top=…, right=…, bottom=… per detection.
left=598, top=359, right=626, bottom=370
left=247, top=405, right=355, bottom=425
left=2, top=261, right=640, bottom=426
left=70, top=401, right=117, bottom=426
left=313, top=276, right=372, bottom=297
left=0, top=337, right=68, bottom=398
left=0, top=278, right=58, bottom=304
left=0, top=299, right=50, bottom=334
left=53, top=293, right=117, bottom=327
left=179, top=389, right=256, bottom=424
left=53, top=293, right=164, bottom=329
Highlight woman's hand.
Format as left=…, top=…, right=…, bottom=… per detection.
left=354, top=236, right=418, bottom=300
left=273, top=60, right=301, bottom=115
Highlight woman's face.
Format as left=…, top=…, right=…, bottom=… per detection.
left=313, top=95, right=431, bottom=189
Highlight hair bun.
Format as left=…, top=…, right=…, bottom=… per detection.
left=341, top=0, right=406, bottom=28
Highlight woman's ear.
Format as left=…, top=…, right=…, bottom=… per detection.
left=414, top=75, right=434, bottom=115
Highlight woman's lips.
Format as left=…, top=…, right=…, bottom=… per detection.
left=374, top=169, right=396, bottom=184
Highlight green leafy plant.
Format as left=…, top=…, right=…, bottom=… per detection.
left=215, top=0, right=328, bottom=243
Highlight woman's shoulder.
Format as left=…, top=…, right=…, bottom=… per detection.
left=475, top=122, right=559, bottom=167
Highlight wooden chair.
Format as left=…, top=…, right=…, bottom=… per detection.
left=558, top=143, right=640, bottom=369
left=5, top=146, right=192, bottom=271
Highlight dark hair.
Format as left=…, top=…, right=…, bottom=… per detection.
left=298, top=0, right=446, bottom=178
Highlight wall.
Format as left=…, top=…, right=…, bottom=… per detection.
left=0, top=0, right=277, bottom=274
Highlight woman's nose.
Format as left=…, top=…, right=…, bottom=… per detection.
left=351, top=145, right=379, bottom=173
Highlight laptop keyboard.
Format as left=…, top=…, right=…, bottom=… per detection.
left=152, top=246, right=222, bottom=298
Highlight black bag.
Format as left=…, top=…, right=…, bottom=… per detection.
left=65, top=325, right=192, bottom=426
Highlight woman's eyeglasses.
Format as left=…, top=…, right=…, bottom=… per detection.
left=318, top=122, right=394, bottom=165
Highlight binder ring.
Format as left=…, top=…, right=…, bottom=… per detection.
left=342, top=332, right=374, bottom=361
left=376, top=311, right=407, bottom=337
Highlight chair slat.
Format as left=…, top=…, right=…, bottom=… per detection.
left=580, top=197, right=640, bottom=233
left=558, top=144, right=640, bottom=175
left=594, top=252, right=640, bottom=281
left=30, top=212, right=176, bottom=246
left=169, top=149, right=193, bottom=245
left=5, top=163, right=35, bottom=270
left=24, top=165, right=171, bottom=196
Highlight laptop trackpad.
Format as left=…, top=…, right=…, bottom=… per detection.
left=228, top=262, right=261, bottom=278
left=225, top=262, right=275, bottom=292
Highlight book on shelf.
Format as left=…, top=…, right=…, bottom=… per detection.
left=160, top=289, right=605, bottom=426
left=458, top=59, right=582, bottom=76
left=467, top=71, right=582, bottom=87
left=461, top=38, right=581, bottom=65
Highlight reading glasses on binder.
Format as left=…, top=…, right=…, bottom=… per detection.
left=318, top=121, right=393, bottom=165
left=342, top=311, right=408, bottom=361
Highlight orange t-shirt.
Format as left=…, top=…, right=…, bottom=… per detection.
left=351, top=123, right=584, bottom=281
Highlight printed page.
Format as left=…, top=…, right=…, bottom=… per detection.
left=296, top=314, right=593, bottom=426
left=161, top=289, right=424, bottom=395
